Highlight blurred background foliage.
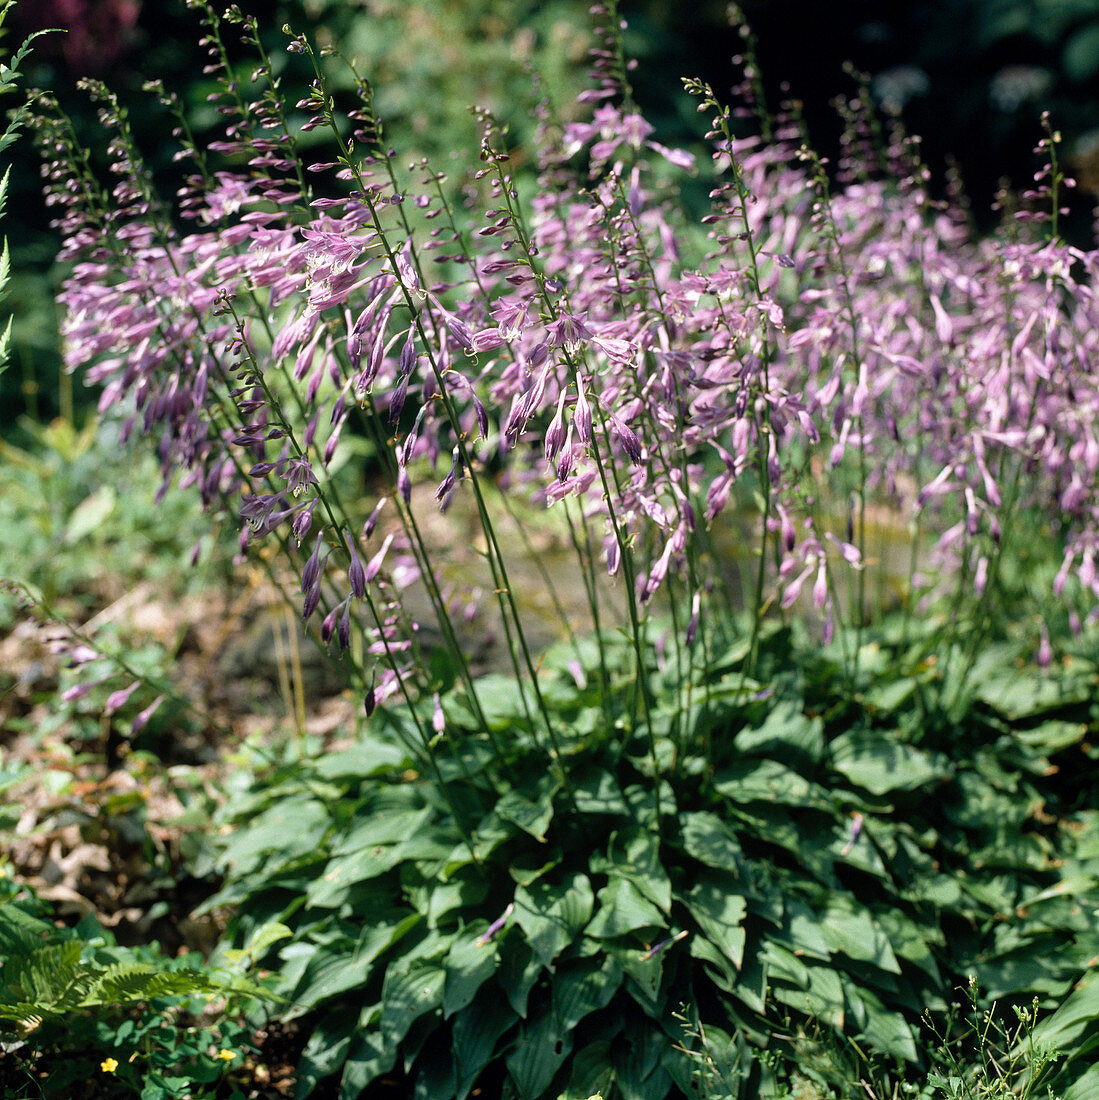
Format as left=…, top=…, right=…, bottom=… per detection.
left=7, top=0, right=1099, bottom=432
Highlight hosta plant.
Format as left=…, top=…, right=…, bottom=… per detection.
left=19, top=0, right=1099, bottom=1096
left=199, top=614, right=1099, bottom=1099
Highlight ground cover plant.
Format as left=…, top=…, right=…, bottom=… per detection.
left=7, top=0, right=1099, bottom=1096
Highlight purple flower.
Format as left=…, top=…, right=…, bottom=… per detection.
left=544, top=388, right=569, bottom=463
left=573, top=375, right=593, bottom=444
left=547, top=311, right=592, bottom=354
left=283, top=456, right=317, bottom=497
left=132, top=694, right=166, bottom=736
left=104, top=681, right=140, bottom=716
left=476, top=903, right=514, bottom=946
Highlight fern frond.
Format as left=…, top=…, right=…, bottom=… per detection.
left=84, top=961, right=159, bottom=1007
left=0, top=902, right=52, bottom=959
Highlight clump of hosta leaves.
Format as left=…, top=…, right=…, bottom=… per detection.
left=198, top=616, right=1099, bottom=1099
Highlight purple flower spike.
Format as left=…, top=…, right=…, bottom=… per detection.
left=347, top=535, right=368, bottom=599
left=365, top=534, right=395, bottom=583
left=104, top=681, right=140, bottom=716
left=685, top=590, right=701, bottom=648
left=608, top=410, right=642, bottom=464
left=301, top=531, right=326, bottom=593
left=573, top=374, right=593, bottom=444
left=132, top=694, right=166, bottom=736
left=363, top=499, right=386, bottom=541
left=639, top=929, right=688, bottom=961
left=302, top=582, right=322, bottom=623
left=840, top=812, right=864, bottom=857
left=544, top=388, right=569, bottom=463
left=476, top=903, right=514, bottom=947
left=397, top=464, right=412, bottom=504
left=292, top=499, right=318, bottom=542
left=338, top=601, right=352, bottom=650
left=435, top=448, right=462, bottom=505
left=321, top=602, right=341, bottom=644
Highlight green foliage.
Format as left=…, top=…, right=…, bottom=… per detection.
left=0, top=413, right=218, bottom=624
left=923, top=978, right=1065, bottom=1100
left=197, top=616, right=1099, bottom=1098
left=0, top=0, right=55, bottom=379
left=0, top=882, right=276, bottom=1099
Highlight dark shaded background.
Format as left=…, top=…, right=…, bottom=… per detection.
left=8, top=0, right=1099, bottom=427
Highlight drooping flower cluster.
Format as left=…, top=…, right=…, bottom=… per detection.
left=37, top=1, right=1099, bottom=716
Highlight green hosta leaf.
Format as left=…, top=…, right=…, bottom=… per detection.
left=63, top=485, right=117, bottom=545
left=380, top=961, right=446, bottom=1049
left=495, top=774, right=558, bottom=841
left=723, top=805, right=811, bottom=869
left=496, top=933, right=541, bottom=1019
left=340, top=1007, right=396, bottom=1100
left=1018, top=870, right=1099, bottom=910
left=217, top=793, right=332, bottom=877
left=552, top=956, right=623, bottom=1031
left=845, top=983, right=918, bottom=1063
left=315, top=736, right=413, bottom=779
left=295, top=1010, right=357, bottom=1096
left=688, top=935, right=740, bottom=997
left=780, top=898, right=832, bottom=963
left=829, top=732, right=945, bottom=796
left=456, top=673, right=532, bottom=730
left=223, top=920, right=293, bottom=967
left=678, top=811, right=743, bottom=874
left=1064, top=23, right=1099, bottom=82
left=679, top=873, right=746, bottom=970
left=573, top=767, right=631, bottom=816
left=288, top=911, right=421, bottom=1016
left=975, top=666, right=1092, bottom=720
left=1015, top=719, right=1087, bottom=752
left=0, top=903, right=52, bottom=957
left=560, top=1038, right=616, bottom=1100
left=513, top=872, right=593, bottom=966
left=610, top=938, right=668, bottom=1015
left=863, top=675, right=918, bottom=713
left=736, top=698, right=824, bottom=763
left=308, top=809, right=438, bottom=908
left=506, top=1007, right=571, bottom=1099
left=422, top=870, right=489, bottom=928
left=443, top=926, right=499, bottom=1018
left=586, top=875, right=665, bottom=939
left=760, top=940, right=809, bottom=988
left=594, top=827, right=672, bottom=913
left=972, top=946, right=1076, bottom=1001
left=445, top=810, right=512, bottom=873
left=332, top=803, right=434, bottom=858
left=615, top=1022, right=671, bottom=1100
left=819, top=897, right=901, bottom=973
left=1033, top=970, right=1099, bottom=1054
left=713, top=758, right=822, bottom=808
left=451, top=997, right=516, bottom=1100
left=872, top=907, right=941, bottom=983
left=772, top=962, right=844, bottom=1030
left=1062, top=1063, right=1099, bottom=1100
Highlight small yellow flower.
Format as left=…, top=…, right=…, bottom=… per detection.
left=100, top=1058, right=119, bottom=1074
left=216, top=1049, right=236, bottom=1062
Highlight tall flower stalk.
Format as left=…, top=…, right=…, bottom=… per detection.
left=32, top=2, right=1099, bottom=800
